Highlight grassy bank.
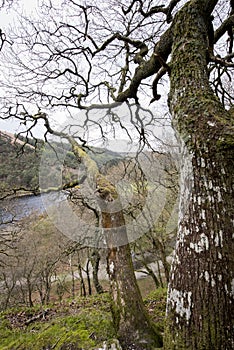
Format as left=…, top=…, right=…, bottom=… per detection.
left=0, top=288, right=167, bottom=350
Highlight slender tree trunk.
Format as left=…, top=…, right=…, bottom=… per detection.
left=2, top=272, right=16, bottom=310
left=160, top=255, right=170, bottom=285
left=78, top=262, right=86, bottom=297
left=165, top=1, right=234, bottom=349
left=27, top=277, right=34, bottom=307
left=103, top=206, right=162, bottom=349
left=139, top=260, right=161, bottom=288
left=85, top=259, right=92, bottom=296
left=156, top=260, right=164, bottom=288
left=70, top=138, right=162, bottom=348
left=90, top=248, right=104, bottom=294
left=45, top=275, right=51, bottom=304
left=152, top=237, right=170, bottom=284
left=69, top=255, right=75, bottom=298
left=37, top=282, right=44, bottom=305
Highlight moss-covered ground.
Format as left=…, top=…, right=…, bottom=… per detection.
left=0, top=288, right=167, bottom=350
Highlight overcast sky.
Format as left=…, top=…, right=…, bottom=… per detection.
left=0, top=1, right=38, bottom=133
left=0, top=0, right=173, bottom=147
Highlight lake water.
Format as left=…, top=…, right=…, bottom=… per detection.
left=0, top=192, right=67, bottom=226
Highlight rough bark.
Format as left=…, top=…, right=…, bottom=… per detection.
left=104, top=207, right=162, bottom=349
left=70, top=137, right=162, bottom=348
left=165, top=1, right=234, bottom=349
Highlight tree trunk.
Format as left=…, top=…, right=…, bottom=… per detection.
left=45, top=274, right=52, bottom=304
left=138, top=260, right=161, bottom=288
left=156, top=260, right=164, bottom=288
left=165, top=1, right=234, bottom=349
left=26, top=277, right=34, bottom=307
left=90, top=248, right=104, bottom=294
left=85, top=259, right=92, bottom=295
left=152, top=236, right=171, bottom=284
left=69, top=255, right=76, bottom=298
left=103, top=206, right=162, bottom=349
left=70, top=138, right=162, bottom=348
left=78, top=262, right=86, bottom=297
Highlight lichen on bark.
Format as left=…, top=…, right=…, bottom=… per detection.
left=68, top=137, right=162, bottom=349
left=164, top=1, right=234, bottom=349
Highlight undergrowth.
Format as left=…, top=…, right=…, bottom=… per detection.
left=0, top=289, right=167, bottom=350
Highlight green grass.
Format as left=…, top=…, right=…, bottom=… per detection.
left=0, top=294, right=114, bottom=350
left=0, top=290, right=167, bottom=350
left=144, top=287, right=168, bottom=332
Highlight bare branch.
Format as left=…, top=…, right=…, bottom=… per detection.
left=122, top=0, right=182, bottom=23
left=214, top=14, right=234, bottom=43
left=150, top=67, right=168, bottom=104
left=210, top=53, right=234, bottom=67
left=116, top=27, right=173, bottom=102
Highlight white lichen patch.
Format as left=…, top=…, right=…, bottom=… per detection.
left=184, top=227, right=190, bottom=236
left=214, top=230, right=223, bottom=247
left=109, top=261, right=115, bottom=275
left=175, top=225, right=188, bottom=249
left=221, top=167, right=226, bottom=175
left=201, top=221, right=207, bottom=229
left=201, top=272, right=218, bottom=287
left=169, top=289, right=192, bottom=322
left=208, top=180, right=213, bottom=190
left=216, top=189, right=222, bottom=202
left=219, top=230, right=223, bottom=245
left=200, top=158, right=206, bottom=168
left=208, top=194, right=215, bottom=203
left=201, top=210, right=206, bottom=221
left=231, top=279, right=234, bottom=296
left=211, top=277, right=216, bottom=287
left=190, top=233, right=209, bottom=253
left=207, top=121, right=215, bottom=127
left=204, top=271, right=210, bottom=282
left=174, top=254, right=181, bottom=266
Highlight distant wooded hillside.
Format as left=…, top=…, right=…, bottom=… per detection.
left=0, top=131, right=40, bottom=192
left=0, top=131, right=122, bottom=194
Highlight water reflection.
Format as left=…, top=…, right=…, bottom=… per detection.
left=0, top=192, right=67, bottom=226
